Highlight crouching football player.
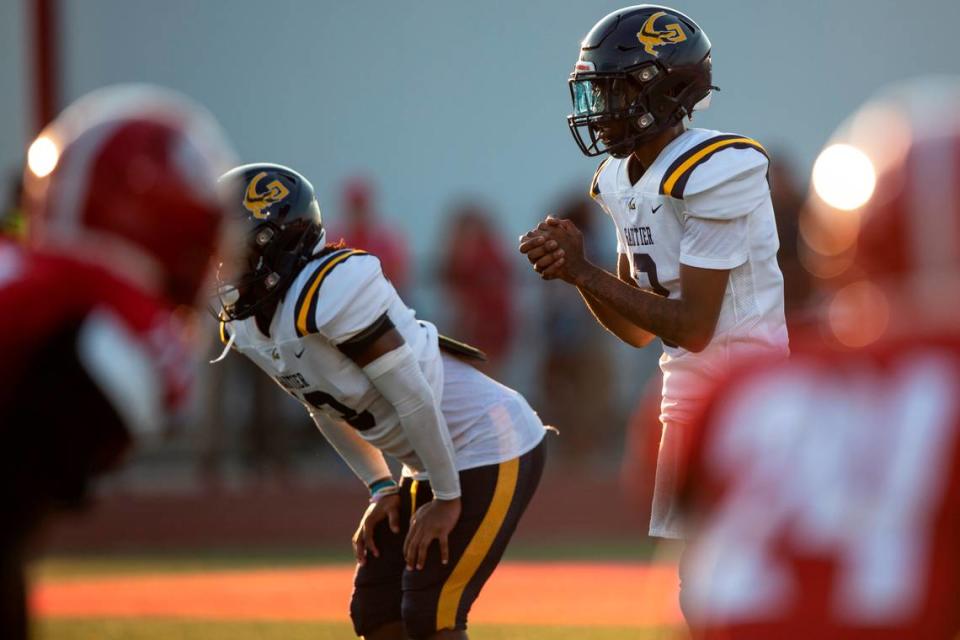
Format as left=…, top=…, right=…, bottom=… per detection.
left=214, top=164, right=547, bottom=640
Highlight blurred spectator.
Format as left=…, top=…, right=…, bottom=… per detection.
left=437, top=200, right=515, bottom=375
left=767, top=150, right=815, bottom=329
left=679, top=78, right=960, bottom=639
left=1, top=170, right=25, bottom=239
left=199, top=337, right=300, bottom=490
left=329, top=176, right=410, bottom=293
left=619, top=373, right=662, bottom=526
left=537, top=193, right=617, bottom=464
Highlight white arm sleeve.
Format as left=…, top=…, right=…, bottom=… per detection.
left=313, top=414, right=393, bottom=487
left=363, top=343, right=461, bottom=499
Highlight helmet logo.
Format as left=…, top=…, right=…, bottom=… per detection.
left=636, top=11, right=687, bottom=57
left=243, top=172, right=290, bottom=219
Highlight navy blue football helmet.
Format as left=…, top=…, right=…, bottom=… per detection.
left=568, top=5, right=714, bottom=158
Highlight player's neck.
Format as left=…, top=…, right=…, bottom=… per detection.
left=628, top=124, right=686, bottom=183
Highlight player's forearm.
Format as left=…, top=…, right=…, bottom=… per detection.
left=574, top=262, right=715, bottom=352
left=314, top=416, right=393, bottom=487
left=395, top=408, right=461, bottom=500
left=363, top=345, right=461, bottom=499
left=577, top=286, right=657, bottom=348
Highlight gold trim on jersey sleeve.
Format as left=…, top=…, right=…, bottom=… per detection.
left=218, top=320, right=229, bottom=345
left=659, top=135, right=767, bottom=199
left=294, top=249, right=368, bottom=337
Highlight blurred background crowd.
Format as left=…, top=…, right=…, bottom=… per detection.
left=3, top=0, right=960, bottom=545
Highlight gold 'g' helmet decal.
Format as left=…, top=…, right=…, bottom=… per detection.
left=637, top=11, right=687, bottom=57
left=243, top=172, right=291, bottom=219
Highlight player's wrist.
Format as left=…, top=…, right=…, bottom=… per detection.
left=570, top=259, right=599, bottom=288
left=368, top=477, right=399, bottom=502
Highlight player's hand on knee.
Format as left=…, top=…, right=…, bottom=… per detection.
left=353, top=493, right=402, bottom=566
left=403, top=497, right=461, bottom=570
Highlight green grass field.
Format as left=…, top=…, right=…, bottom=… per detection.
left=37, top=619, right=672, bottom=640
left=31, top=537, right=661, bottom=581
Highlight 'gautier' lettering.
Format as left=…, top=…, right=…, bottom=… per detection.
left=624, top=226, right=654, bottom=247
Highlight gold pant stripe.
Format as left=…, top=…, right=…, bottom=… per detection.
left=411, top=479, right=419, bottom=514
left=294, top=249, right=363, bottom=336
left=435, top=457, right=519, bottom=631
left=662, top=137, right=763, bottom=197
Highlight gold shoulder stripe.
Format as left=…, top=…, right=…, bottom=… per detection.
left=589, top=157, right=610, bottom=200
left=659, top=135, right=767, bottom=199
left=294, top=249, right=369, bottom=337
left=436, top=456, right=519, bottom=630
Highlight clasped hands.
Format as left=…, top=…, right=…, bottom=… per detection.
left=518, top=217, right=589, bottom=283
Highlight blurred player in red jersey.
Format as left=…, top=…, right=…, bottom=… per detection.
left=0, top=85, right=235, bottom=639
left=679, top=76, right=960, bottom=639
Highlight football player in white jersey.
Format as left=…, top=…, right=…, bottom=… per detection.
left=215, top=164, right=547, bottom=640
left=520, top=5, right=788, bottom=545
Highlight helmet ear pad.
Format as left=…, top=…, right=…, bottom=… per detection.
left=641, top=63, right=713, bottom=130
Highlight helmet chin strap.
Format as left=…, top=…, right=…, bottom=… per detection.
left=311, top=228, right=328, bottom=254
left=209, top=329, right=236, bottom=364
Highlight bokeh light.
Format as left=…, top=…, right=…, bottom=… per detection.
left=828, top=280, right=890, bottom=348
left=812, top=144, right=877, bottom=211
left=27, top=136, right=59, bottom=178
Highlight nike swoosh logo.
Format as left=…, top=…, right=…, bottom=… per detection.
left=651, top=204, right=662, bottom=214
left=294, top=347, right=305, bottom=358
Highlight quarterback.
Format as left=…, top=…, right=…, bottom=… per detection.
left=214, top=164, right=546, bottom=640
left=520, top=4, right=788, bottom=541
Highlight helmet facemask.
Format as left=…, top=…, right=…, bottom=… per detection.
left=567, top=61, right=712, bottom=158
left=215, top=219, right=322, bottom=322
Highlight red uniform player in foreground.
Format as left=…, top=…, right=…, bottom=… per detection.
left=0, top=85, right=235, bottom=640
left=679, top=76, right=960, bottom=639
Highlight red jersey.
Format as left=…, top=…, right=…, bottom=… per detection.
left=681, top=333, right=960, bottom=639
left=0, top=239, right=191, bottom=438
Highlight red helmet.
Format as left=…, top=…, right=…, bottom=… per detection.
left=23, top=84, right=236, bottom=304
left=802, top=77, right=960, bottom=290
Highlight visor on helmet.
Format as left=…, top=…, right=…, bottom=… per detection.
left=568, top=74, right=653, bottom=157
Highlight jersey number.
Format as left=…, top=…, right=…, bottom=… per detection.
left=633, top=252, right=669, bottom=297
left=695, top=357, right=959, bottom=623
left=303, top=391, right=375, bottom=431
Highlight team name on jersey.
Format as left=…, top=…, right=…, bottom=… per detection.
left=623, top=226, right=655, bottom=247
left=276, top=372, right=309, bottom=390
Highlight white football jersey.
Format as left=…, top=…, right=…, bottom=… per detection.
left=220, top=247, right=544, bottom=481
left=591, top=128, right=789, bottom=538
